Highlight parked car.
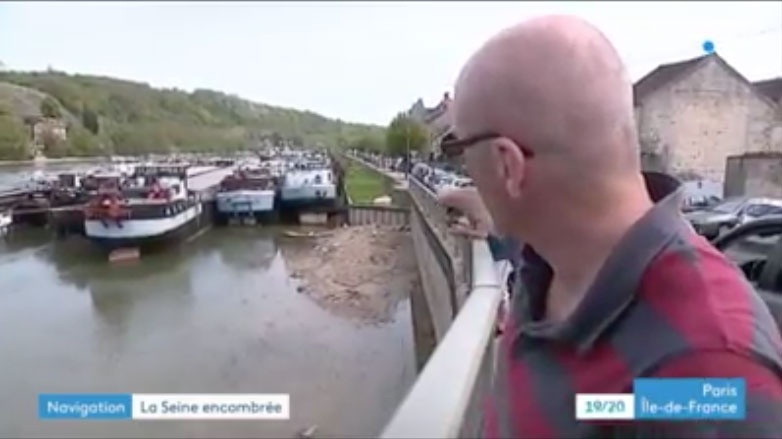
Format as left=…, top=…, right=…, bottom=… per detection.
left=685, top=197, right=748, bottom=240
left=682, top=194, right=722, bottom=213
left=741, top=199, right=782, bottom=223
left=686, top=197, right=782, bottom=240
left=411, top=163, right=433, bottom=182
left=434, top=176, right=473, bottom=192
left=713, top=218, right=782, bottom=331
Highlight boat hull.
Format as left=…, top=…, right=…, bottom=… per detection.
left=85, top=203, right=203, bottom=250
left=279, top=184, right=337, bottom=208
left=216, top=189, right=275, bottom=214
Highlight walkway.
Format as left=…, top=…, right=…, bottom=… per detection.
left=187, top=166, right=235, bottom=192
left=346, top=154, right=409, bottom=191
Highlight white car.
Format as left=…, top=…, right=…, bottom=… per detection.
left=411, top=163, right=433, bottom=181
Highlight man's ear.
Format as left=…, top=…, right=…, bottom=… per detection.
left=493, top=138, right=526, bottom=199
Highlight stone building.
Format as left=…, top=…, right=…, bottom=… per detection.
left=754, top=77, right=782, bottom=107
left=634, top=53, right=782, bottom=184
left=725, top=152, right=782, bottom=198
left=23, top=116, right=68, bottom=156
left=407, top=92, right=453, bottom=157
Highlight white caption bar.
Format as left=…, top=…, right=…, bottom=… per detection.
left=575, top=393, right=635, bottom=420
left=132, top=394, right=290, bottom=420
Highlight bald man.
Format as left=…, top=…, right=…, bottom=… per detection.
left=438, top=15, right=782, bottom=438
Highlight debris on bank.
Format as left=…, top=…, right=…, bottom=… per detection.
left=282, top=225, right=418, bottom=324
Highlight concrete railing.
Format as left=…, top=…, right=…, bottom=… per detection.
left=382, top=238, right=502, bottom=438
left=408, top=177, right=474, bottom=341
left=382, top=175, right=503, bottom=438
left=342, top=153, right=504, bottom=436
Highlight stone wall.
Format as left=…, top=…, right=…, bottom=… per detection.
left=725, top=154, right=782, bottom=198
left=637, top=57, right=782, bottom=183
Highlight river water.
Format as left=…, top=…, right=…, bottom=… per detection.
left=0, top=165, right=416, bottom=438
left=0, top=160, right=105, bottom=190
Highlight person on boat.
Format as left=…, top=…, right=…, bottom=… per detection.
left=147, top=178, right=168, bottom=200
left=437, top=15, right=782, bottom=438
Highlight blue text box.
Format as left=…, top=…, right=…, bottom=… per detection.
left=38, top=394, right=132, bottom=420
left=634, top=378, right=745, bottom=420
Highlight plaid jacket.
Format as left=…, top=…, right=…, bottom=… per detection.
left=486, top=172, right=782, bottom=438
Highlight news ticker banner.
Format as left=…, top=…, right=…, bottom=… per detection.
left=576, top=378, right=745, bottom=420
left=39, top=378, right=743, bottom=421
left=39, top=394, right=290, bottom=420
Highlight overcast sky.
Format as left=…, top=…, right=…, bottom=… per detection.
left=1, top=1, right=780, bottom=125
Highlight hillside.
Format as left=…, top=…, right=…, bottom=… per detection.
left=0, top=70, right=385, bottom=160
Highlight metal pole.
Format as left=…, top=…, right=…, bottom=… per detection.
left=405, top=124, right=410, bottom=179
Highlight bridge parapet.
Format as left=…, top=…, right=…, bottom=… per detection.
left=384, top=175, right=502, bottom=438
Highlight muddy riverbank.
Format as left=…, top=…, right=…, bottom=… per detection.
left=282, top=225, right=419, bottom=325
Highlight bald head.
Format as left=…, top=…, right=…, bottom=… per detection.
left=451, top=15, right=652, bottom=240
left=454, top=15, right=639, bottom=174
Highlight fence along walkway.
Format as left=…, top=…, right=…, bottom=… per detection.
left=347, top=204, right=409, bottom=227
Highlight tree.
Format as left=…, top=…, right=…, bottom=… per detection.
left=269, top=131, right=283, bottom=147
left=82, top=107, right=99, bottom=134
left=350, top=133, right=384, bottom=153
left=66, top=126, right=102, bottom=157
left=0, top=99, right=12, bottom=116
left=385, top=113, right=428, bottom=157
left=40, top=96, right=61, bottom=118
left=0, top=115, right=29, bottom=160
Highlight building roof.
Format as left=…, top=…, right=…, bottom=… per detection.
left=406, top=92, right=452, bottom=125
left=633, top=53, right=779, bottom=109
left=424, top=93, right=451, bottom=123
left=633, top=54, right=711, bottom=104
left=753, top=77, right=782, bottom=103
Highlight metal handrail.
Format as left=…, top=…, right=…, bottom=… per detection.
left=380, top=239, right=502, bottom=439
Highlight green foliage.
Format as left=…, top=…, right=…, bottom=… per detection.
left=385, top=113, right=428, bottom=157
left=349, top=133, right=385, bottom=153
left=40, top=96, right=62, bottom=118
left=0, top=99, right=12, bottom=116
left=0, top=114, right=29, bottom=160
left=66, top=126, right=103, bottom=157
left=0, top=70, right=384, bottom=158
left=82, top=106, right=99, bottom=134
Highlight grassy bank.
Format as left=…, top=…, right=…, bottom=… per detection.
left=344, top=160, right=388, bottom=203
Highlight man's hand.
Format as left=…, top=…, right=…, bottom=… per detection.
left=437, top=187, right=495, bottom=238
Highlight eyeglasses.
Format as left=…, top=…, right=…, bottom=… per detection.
left=440, top=131, right=535, bottom=158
